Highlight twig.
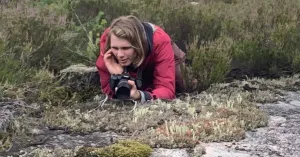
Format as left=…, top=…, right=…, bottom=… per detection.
left=130, top=130, right=139, bottom=138
left=130, top=100, right=138, bottom=112
left=227, top=91, right=233, bottom=101
left=26, top=136, right=49, bottom=147
left=88, top=94, right=108, bottom=113
left=68, top=4, right=96, bottom=50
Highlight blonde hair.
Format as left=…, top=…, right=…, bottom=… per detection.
left=104, top=15, right=148, bottom=67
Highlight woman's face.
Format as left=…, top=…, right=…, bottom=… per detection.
left=110, top=33, right=136, bottom=67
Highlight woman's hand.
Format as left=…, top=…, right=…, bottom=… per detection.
left=128, top=80, right=141, bottom=101
left=103, top=49, right=123, bottom=74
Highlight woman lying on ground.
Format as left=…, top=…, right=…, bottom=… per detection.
left=96, top=15, right=186, bottom=103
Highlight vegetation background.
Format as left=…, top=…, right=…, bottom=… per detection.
left=2, top=0, right=300, bottom=92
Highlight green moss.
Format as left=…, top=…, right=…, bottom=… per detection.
left=75, top=140, right=153, bottom=157
left=0, top=132, right=12, bottom=152
left=38, top=84, right=80, bottom=106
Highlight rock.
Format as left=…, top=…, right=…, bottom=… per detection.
left=58, top=64, right=99, bottom=87
left=289, top=100, right=300, bottom=107
left=0, top=109, right=13, bottom=132
left=150, top=148, right=190, bottom=157
left=0, top=98, right=18, bottom=132
left=268, top=116, right=286, bottom=127
left=57, top=64, right=101, bottom=101
left=28, top=128, right=44, bottom=135
left=59, top=64, right=98, bottom=74
left=193, top=144, right=206, bottom=156
left=201, top=91, right=300, bottom=157
left=201, top=143, right=252, bottom=157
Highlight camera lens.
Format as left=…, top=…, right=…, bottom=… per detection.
left=115, top=79, right=132, bottom=100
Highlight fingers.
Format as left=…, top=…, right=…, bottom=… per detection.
left=128, top=80, right=140, bottom=100
left=106, top=48, right=113, bottom=54
left=128, top=80, right=136, bottom=89
left=104, top=49, right=112, bottom=59
left=104, top=49, right=116, bottom=67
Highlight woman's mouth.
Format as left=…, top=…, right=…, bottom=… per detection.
left=119, top=59, right=127, bottom=64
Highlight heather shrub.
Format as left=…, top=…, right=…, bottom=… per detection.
left=2, top=0, right=300, bottom=91
left=0, top=0, right=108, bottom=72
left=222, top=0, right=300, bottom=77
left=184, top=36, right=233, bottom=92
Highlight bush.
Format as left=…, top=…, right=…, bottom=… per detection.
left=0, top=0, right=108, bottom=72
left=75, top=140, right=153, bottom=157
left=2, top=0, right=300, bottom=92
left=0, top=56, right=35, bottom=84
left=226, top=0, right=300, bottom=77
left=184, top=36, right=233, bottom=92
left=0, top=38, right=35, bottom=84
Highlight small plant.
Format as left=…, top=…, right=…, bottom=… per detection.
left=0, top=132, right=12, bottom=152
left=75, top=140, right=153, bottom=157
left=184, top=36, right=233, bottom=92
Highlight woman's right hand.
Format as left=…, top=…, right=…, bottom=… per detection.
left=103, top=49, right=123, bottom=74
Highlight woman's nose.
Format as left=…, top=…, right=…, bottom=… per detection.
left=116, top=50, right=125, bottom=58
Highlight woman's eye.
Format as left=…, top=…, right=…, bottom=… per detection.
left=111, top=46, right=132, bottom=51
left=121, top=47, right=131, bottom=50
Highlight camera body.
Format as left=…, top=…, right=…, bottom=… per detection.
left=110, top=74, right=133, bottom=100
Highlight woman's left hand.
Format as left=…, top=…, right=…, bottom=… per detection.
left=128, top=80, right=141, bottom=100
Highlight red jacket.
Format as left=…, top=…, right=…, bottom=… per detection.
left=95, top=24, right=175, bottom=101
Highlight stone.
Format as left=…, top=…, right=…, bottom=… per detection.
left=201, top=143, right=252, bottom=157
left=0, top=109, right=13, bottom=132
left=268, top=116, right=286, bottom=127
left=57, top=64, right=101, bottom=101
left=193, top=144, right=206, bottom=156
left=28, top=128, right=44, bottom=135
left=150, top=148, right=190, bottom=157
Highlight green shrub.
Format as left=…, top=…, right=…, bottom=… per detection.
left=184, top=36, right=233, bottom=92
left=75, top=140, right=153, bottom=157
left=226, top=0, right=300, bottom=77
left=2, top=0, right=300, bottom=92
left=0, top=54, right=35, bottom=84
left=0, top=0, right=108, bottom=72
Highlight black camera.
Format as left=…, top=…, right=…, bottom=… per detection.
left=110, top=74, right=133, bottom=100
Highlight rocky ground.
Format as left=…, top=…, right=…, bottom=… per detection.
left=1, top=66, right=300, bottom=157
left=202, top=90, right=300, bottom=157
left=146, top=90, right=300, bottom=157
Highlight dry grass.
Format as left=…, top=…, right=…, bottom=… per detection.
left=2, top=72, right=300, bottom=156
left=21, top=147, right=79, bottom=157
left=41, top=79, right=272, bottom=149
left=40, top=74, right=300, bottom=150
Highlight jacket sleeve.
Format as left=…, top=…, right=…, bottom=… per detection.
left=145, top=38, right=176, bottom=100
left=95, top=28, right=114, bottom=98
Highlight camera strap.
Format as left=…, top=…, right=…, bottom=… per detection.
left=136, top=68, right=143, bottom=89
left=123, top=66, right=143, bottom=89
left=133, top=22, right=155, bottom=89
